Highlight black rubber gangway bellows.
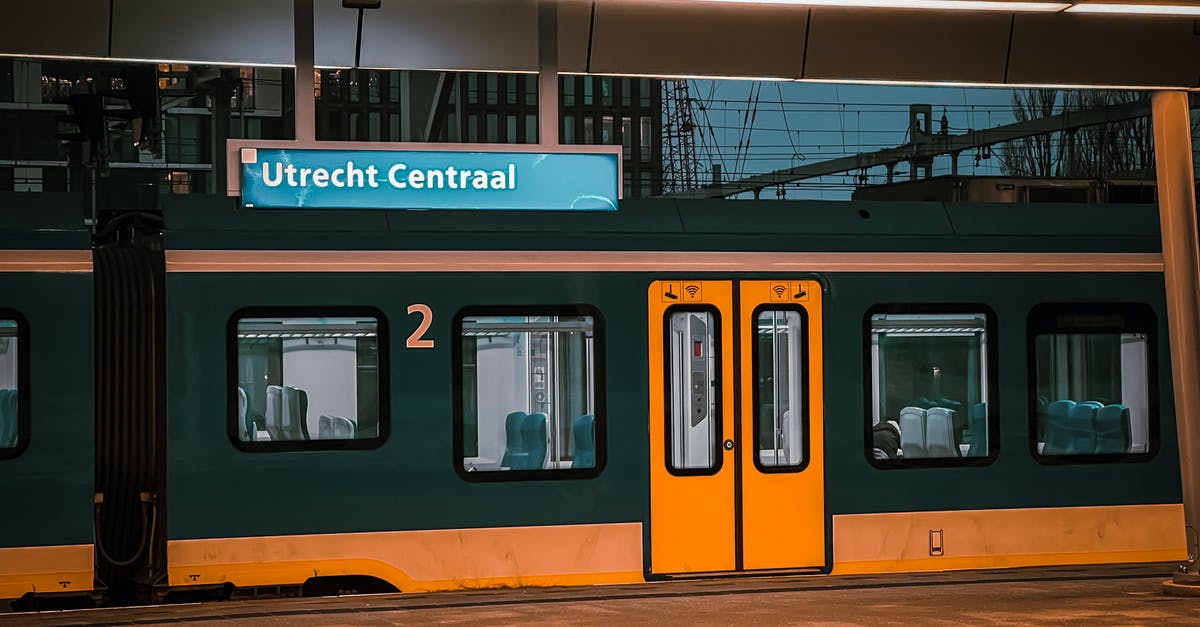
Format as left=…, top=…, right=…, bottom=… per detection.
left=93, top=212, right=167, bottom=604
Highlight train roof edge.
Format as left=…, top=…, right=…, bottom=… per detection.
left=0, top=192, right=94, bottom=250
left=156, top=195, right=1163, bottom=254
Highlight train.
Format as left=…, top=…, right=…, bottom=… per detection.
left=0, top=194, right=1185, bottom=607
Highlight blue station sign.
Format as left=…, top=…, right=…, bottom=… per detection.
left=239, top=147, right=619, bottom=211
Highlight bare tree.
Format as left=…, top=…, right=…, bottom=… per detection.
left=998, top=90, right=1060, bottom=176
left=999, top=90, right=1154, bottom=179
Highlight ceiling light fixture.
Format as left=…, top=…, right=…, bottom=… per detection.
left=1065, top=2, right=1200, bottom=15
left=684, top=0, right=1070, bottom=11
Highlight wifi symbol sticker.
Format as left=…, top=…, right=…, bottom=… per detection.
left=770, top=282, right=789, bottom=301
left=682, top=282, right=703, bottom=301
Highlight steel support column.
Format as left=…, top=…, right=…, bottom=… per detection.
left=294, top=0, right=316, bottom=142
left=1151, top=91, right=1200, bottom=584
left=538, top=0, right=558, bottom=147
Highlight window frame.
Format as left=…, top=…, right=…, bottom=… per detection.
left=226, top=306, right=390, bottom=453
left=750, top=304, right=810, bottom=474
left=0, top=309, right=29, bottom=460
left=663, top=304, right=724, bottom=477
left=1027, top=302, right=1159, bottom=465
left=451, top=304, right=606, bottom=482
left=862, top=303, right=1000, bottom=470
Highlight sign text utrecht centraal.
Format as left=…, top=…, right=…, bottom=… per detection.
left=239, top=147, right=619, bottom=211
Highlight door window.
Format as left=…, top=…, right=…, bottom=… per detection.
left=753, top=308, right=806, bottom=471
left=666, top=309, right=721, bottom=473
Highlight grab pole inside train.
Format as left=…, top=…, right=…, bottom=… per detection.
left=1151, top=90, right=1200, bottom=588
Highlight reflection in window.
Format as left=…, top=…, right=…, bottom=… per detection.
left=869, top=312, right=990, bottom=461
left=236, top=316, right=380, bottom=443
left=667, top=310, right=719, bottom=472
left=460, top=314, right=598, bottom=473
left=755, top=310, right=804, bottom=469
left=1034, top=324, right=1152, bottom=457
left=0, top=320, right=18, bottom=450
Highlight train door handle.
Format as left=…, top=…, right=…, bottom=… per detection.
left=723, top=439, right=735, bottom=451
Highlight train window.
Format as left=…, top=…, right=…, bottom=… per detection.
left=0, top=316, right=25, bottom=459
left=231, top=310, right=387, bottom=451
left=1029, top=303, right=1157, bottom=462
left=866, top=307, right=997, bottom=467
left=753, top=308, right=807, bottom=471
left=455, top=308, right=604, bottom=478
left=666, top=308, right=721, bottom=474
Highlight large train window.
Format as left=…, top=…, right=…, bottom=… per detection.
left=753, top=307, right=806, bottom=471
left=454, top=307, right=604, bottom=479
left=230, top=309, right=387, bottom=451
left=866, top=306, right=997, bottom=467
left=0, top=314, right=26, bottom=459
left=1029, top=303, right=1157, bottom=463
left=666, top=307, right=721, bottom=474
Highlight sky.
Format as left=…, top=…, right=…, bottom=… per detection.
left=682, top=81, right=1033, bottom=200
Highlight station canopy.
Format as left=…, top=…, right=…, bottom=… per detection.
left=4, top=0, right=1200, bottom=88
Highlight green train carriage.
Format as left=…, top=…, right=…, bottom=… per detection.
left=159, top=198, right=1181, bottom=591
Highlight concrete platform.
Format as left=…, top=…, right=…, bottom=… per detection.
left=4, top=563, right=1198, bottom=626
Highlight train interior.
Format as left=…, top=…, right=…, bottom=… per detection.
left=236, top=316, right=380, bottom=441
left=1033, top=332, right=1150, bottom=456
left=869, top=312, right=990, bottom=460
left=667, top=311, right=719, bottom=471
left=460, top=315, right=597, bottom=472
left=0, top=320, right=16, bottom=450
left=755, top=310, right=805, bottom=468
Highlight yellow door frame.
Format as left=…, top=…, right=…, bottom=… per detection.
left=648, top=278, right=825, bottom=575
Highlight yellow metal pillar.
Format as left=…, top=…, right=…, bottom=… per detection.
left=1151, top=91, right=1200, bottom=584
left=538, top=0, right=558, bottom=147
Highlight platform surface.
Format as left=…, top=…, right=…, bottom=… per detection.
left=4, top=563, right=1199, bottom=626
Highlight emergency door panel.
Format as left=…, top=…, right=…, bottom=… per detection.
left=649, top=280, right=736, bottom=574
left=739, top=280, right=825, bottom=570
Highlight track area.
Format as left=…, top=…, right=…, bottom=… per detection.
left=5, top=563, right=1198, bottom=626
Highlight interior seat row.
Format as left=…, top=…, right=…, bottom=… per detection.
left=1043, top=399, right=1132, bottom=455
left=236, top=385, right=308, bottom=442
left=239, top=385, right=358, bottom=442
left=0, top=389, right=16, bottom=448
left=895, top=402, right=987, bottom=459
left=500, top=411, right=596, bottom=470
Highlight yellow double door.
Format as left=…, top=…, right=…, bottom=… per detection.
left=648, top=279, right=825, bottom=574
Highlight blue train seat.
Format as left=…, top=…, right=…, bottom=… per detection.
left=1064, top=402, right=1100, bottom=454
left=967, top=402, right=987, bottom=457
left=1046, top=399, right=1076, bottom=418
left=1042, top=399, right=1076, bottom=454
left=318, top=415, right=357, bottom=439
left=1094, top=404, right=1131, bottom=454
left=898, top=406, right=926, bottom=458
left=237, top=386, right=253, bottom=442
left=572, top=414, right=596, bottom=469
left=520, top=412, right=548, bottom=470
left=280, top=386, right=309, bottom=440
left=0, top=389, right=15, bottom=448
left=264, top=385, right=284, bottom=441
left=925, top=407, right=959, bottom=458
left=500, top=411, right=528, bottom=468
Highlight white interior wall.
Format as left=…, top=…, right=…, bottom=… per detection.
left=475, top=337, right=522, bottom=464
left=282, top=339, right=358, bottom=437
left=0, top=338, right=17, bottom=390
left=1122, top=334, right=1150, bottom=453
left=785, top=312, right=804, bottom=465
